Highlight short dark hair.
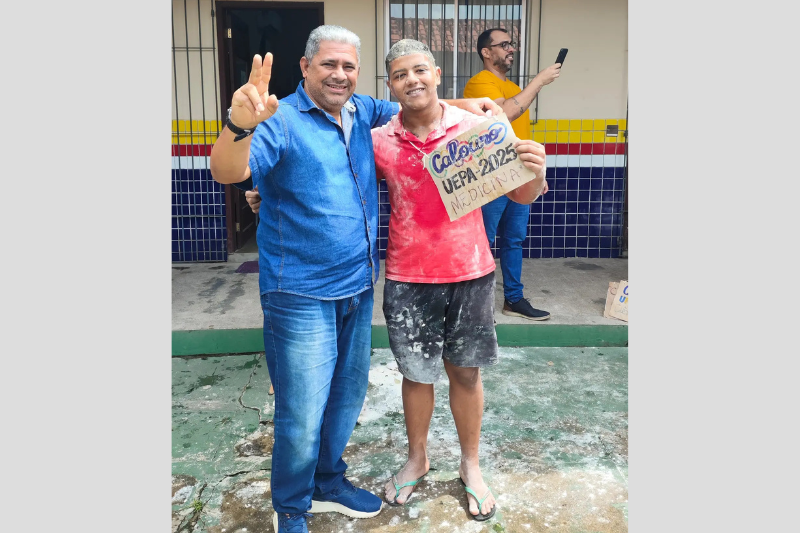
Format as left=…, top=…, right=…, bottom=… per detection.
left=476, top=28, right=508, bottom=61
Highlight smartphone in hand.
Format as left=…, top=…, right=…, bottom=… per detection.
left=555, top=48, right=568, bottom=66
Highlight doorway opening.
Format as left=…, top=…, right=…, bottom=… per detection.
left=215, top=2, right=324, bottom=254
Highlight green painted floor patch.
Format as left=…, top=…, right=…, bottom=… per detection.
left=172, top=354, right=272, bottom=483
left=173, top=324, right=627, bottom=356
left=173, top=347, right=628, bottom=532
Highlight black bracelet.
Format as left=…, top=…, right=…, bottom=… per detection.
left=226, top=108, right=254, bottom=142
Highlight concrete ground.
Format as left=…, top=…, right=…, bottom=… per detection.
left=173, top=254, right=628, bottom=330
left=172, top=256, right=628, bottom=533
left=172, top=256, right=629, bottom=355
left=172, top=348, right=627, bottom=533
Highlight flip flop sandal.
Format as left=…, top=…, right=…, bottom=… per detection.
left=460, top=478, right=497, bottom=521
left=385, top=473, right=426, bottom=507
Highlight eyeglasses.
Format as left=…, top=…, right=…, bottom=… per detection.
left=487, top=41, right=517, bottom=51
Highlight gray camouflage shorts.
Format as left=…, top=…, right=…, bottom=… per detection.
left=382, top=272, right=498, bottom=384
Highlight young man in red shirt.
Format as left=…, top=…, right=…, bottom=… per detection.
left=372, top=39, right=548, bottom=521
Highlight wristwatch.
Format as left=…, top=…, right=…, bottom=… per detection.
left=226, top=107, right=255, bottom=142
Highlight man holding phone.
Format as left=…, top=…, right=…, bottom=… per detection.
left=463, top=29, right=563, bottom=321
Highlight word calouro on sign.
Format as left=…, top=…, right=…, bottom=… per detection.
left=421, top=113, right=542, bottom=221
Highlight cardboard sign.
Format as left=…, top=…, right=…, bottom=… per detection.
left=603, top=282, right=619, bottom=319
left=604, top=279, right=628, bottom=322
left=422, top=113, right=541, bottom=221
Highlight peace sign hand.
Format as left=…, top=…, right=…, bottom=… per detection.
left=230, top=53, right=280, bottom=130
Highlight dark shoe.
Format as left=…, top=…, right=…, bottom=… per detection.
left=502, top=298, right=550, bottom=321
left=310, top=477, right=382, bottom=518
left=272, top=512, right=311, bottom=533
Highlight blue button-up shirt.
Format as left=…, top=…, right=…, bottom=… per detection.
left=247, top=81, right=399, bottom=299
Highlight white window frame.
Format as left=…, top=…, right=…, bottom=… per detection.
left=383, top=0, right=529, bottom=100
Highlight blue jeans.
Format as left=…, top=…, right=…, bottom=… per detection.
left=260, top=288, right=374, bottom=515
left=481, top=196, right=530, bottom=303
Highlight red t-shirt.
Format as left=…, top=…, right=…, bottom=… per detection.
left=372, top=102, right=496, bottom=283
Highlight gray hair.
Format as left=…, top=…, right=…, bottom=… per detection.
left=385, top=39, right=437, bottom=74
left=305, top=25, right=361, bottom=63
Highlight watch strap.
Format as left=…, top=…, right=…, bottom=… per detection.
left=226, top=108, right=254, bottom=142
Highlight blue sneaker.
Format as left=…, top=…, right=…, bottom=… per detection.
left=272, top=512, right=311, bottom=533
left=310, top=477, right=382, bottom=518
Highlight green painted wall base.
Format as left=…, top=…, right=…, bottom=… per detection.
left=173, top=324, right=627, bottom=356
left=172, top=328, right=264, bottom=356
left=494, top=324, right=628, bottom=347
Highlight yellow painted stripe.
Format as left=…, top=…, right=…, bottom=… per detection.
left=526, top=119, right=626, bottom=130
left=169, top=119, right=627, bottom=146
left=172, top=120, right=223, bottom=133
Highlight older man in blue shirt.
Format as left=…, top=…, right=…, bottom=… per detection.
left=211, top=25, right=498, bottom=533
